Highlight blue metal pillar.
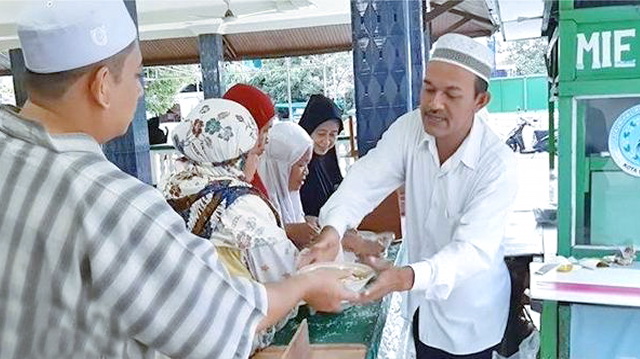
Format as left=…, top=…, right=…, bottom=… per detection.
left=198, top=34, right=224, bottom=99
left=423, top=3, right=432, bottom=64
left=102, top=0, right=151, bottom=184
left=9, top=49, right=27, bottom=107
left=351, top=0, right=425, bottom=156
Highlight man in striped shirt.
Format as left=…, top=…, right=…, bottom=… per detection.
left=0, top=2, right=356, bottom=358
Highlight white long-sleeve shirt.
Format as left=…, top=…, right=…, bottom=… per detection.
left=320, top=109, right=518, bottom=354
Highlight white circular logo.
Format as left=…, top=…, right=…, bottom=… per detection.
left=609, top=104, right=640, bottom=177
left=90, top=25, right=108, bottom=47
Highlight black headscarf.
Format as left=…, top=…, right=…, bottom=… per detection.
left=298, top=94, right=344, bottom=217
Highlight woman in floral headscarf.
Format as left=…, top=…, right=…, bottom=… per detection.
left=162, top=99, right=299, bottom=350
left=162, top=99, right=298, bottom=285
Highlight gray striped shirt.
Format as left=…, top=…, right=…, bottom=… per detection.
left=0, top=106, right=267, bottom=359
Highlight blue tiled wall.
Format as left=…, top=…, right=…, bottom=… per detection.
left=351, top=0, right=425, bottom=156
left=102, top=0, right=151, bottom=184
left=199, top=34, right=224, bottom=99
left=102, top=98, right=152, bottom=184
left=9, top=49, right=27, bottom=107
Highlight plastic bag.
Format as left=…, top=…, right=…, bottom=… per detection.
left=492, top=330, right=540, bottom=359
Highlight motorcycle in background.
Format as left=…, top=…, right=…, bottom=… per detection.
left=530, top=130, right=549, bottom=153
left=506, top=118, right=549, bottom=153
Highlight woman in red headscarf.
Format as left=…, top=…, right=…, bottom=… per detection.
left=223, top=84, right=276, bottom=198
left=224, top=84, right=320, bottom=247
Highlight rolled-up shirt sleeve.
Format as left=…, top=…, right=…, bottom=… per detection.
left=319, top=114, right=409, bottom=236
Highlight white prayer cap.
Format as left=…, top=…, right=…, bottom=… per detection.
left=17, top=0, right=137, bottom=74
left=429, top=33, right=493, bottom=83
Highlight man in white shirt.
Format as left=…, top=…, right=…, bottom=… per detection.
left=308, top=33, right=518, bottom=358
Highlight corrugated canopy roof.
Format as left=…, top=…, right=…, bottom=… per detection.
left=0, top=0, right=499, bottom=76
left=139, top=23, right=352, bottom=67
left=427, top=0, right=500, bottom=40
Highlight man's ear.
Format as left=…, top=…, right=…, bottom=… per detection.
left=89, top=66, right=111, bottom=109
left=475, top=91, right=491, bottom=111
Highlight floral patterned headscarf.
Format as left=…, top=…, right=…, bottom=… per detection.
left=162, top=98, right=258, bottom=199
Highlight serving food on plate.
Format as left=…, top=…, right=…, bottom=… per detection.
left=358, top=231, right=395, bottom=250
left=298, top=262, right=376, bottom=293
left=341, top=230, right=395, bottom=263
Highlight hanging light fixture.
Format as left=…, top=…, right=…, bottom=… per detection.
left=222, top=0, right=236, bottom=21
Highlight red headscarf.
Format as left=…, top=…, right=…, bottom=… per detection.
left=223, top=84, right=275, bottom=128
left=223, top=84, right=275, bottom=198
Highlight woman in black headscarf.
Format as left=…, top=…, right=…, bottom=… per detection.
left=298, top=94, right=344, bottom=217
left=298, top=95, right=384, bottom=259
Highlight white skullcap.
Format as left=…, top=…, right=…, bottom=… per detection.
left=17, top=0, right=137, bottom=74
left=429, top=33, right=493, bottom=83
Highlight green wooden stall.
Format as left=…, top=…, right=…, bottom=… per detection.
left=538, top=1, right=640, bottom=358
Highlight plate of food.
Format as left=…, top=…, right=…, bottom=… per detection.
left=297, top=262, right=376, bottom=293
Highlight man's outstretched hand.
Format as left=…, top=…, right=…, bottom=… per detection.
left=296, top=226, right=341, bottom=269
left=355, top=255, right=414, bottom=303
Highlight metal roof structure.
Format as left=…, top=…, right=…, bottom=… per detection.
left=0, top=0, right=501, bottom=75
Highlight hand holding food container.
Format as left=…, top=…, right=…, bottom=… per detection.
left=295, top=266, right=362, bottom=313
left=296, top=226, right=342, bottom=268
left=342, top=230, right=394, bottom=261
left=354, top=256, right=415, bottom=304
left=298, top=262, right=376, bottom=294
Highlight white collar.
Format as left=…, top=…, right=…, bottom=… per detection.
left=420, top=114, right=484, bottom=171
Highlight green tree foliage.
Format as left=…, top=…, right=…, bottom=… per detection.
left=236, top=57, right=323, bottom=103
left=502, top=38, right=548, bottom=76
left=223, top=52, right=354, bottom=112
left=144, top=66, right=199, bottom=116
left=142, top=52, right=355, bottom=118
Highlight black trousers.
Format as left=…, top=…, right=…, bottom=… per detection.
left=412, top=309, right=500, bottom=359
left=498, top=255, right=535, bottom=357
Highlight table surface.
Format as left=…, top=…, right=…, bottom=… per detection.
left=530, top=262, right=640, bottom=307
left=271, top=243, right=401, bottom=357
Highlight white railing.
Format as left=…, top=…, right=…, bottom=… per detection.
left=149, top=135, right=358, bottom=187
left=149, top=144, right=182, bottom=187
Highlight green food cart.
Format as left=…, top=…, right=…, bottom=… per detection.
left=535, top=1, right=640, bottom=358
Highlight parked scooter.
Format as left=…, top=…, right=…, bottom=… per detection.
left=531, top=130, right=549, bottom=153
left=506, top=118, right=548, bottom=153
left=506, top=118, right=530, bottom=153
